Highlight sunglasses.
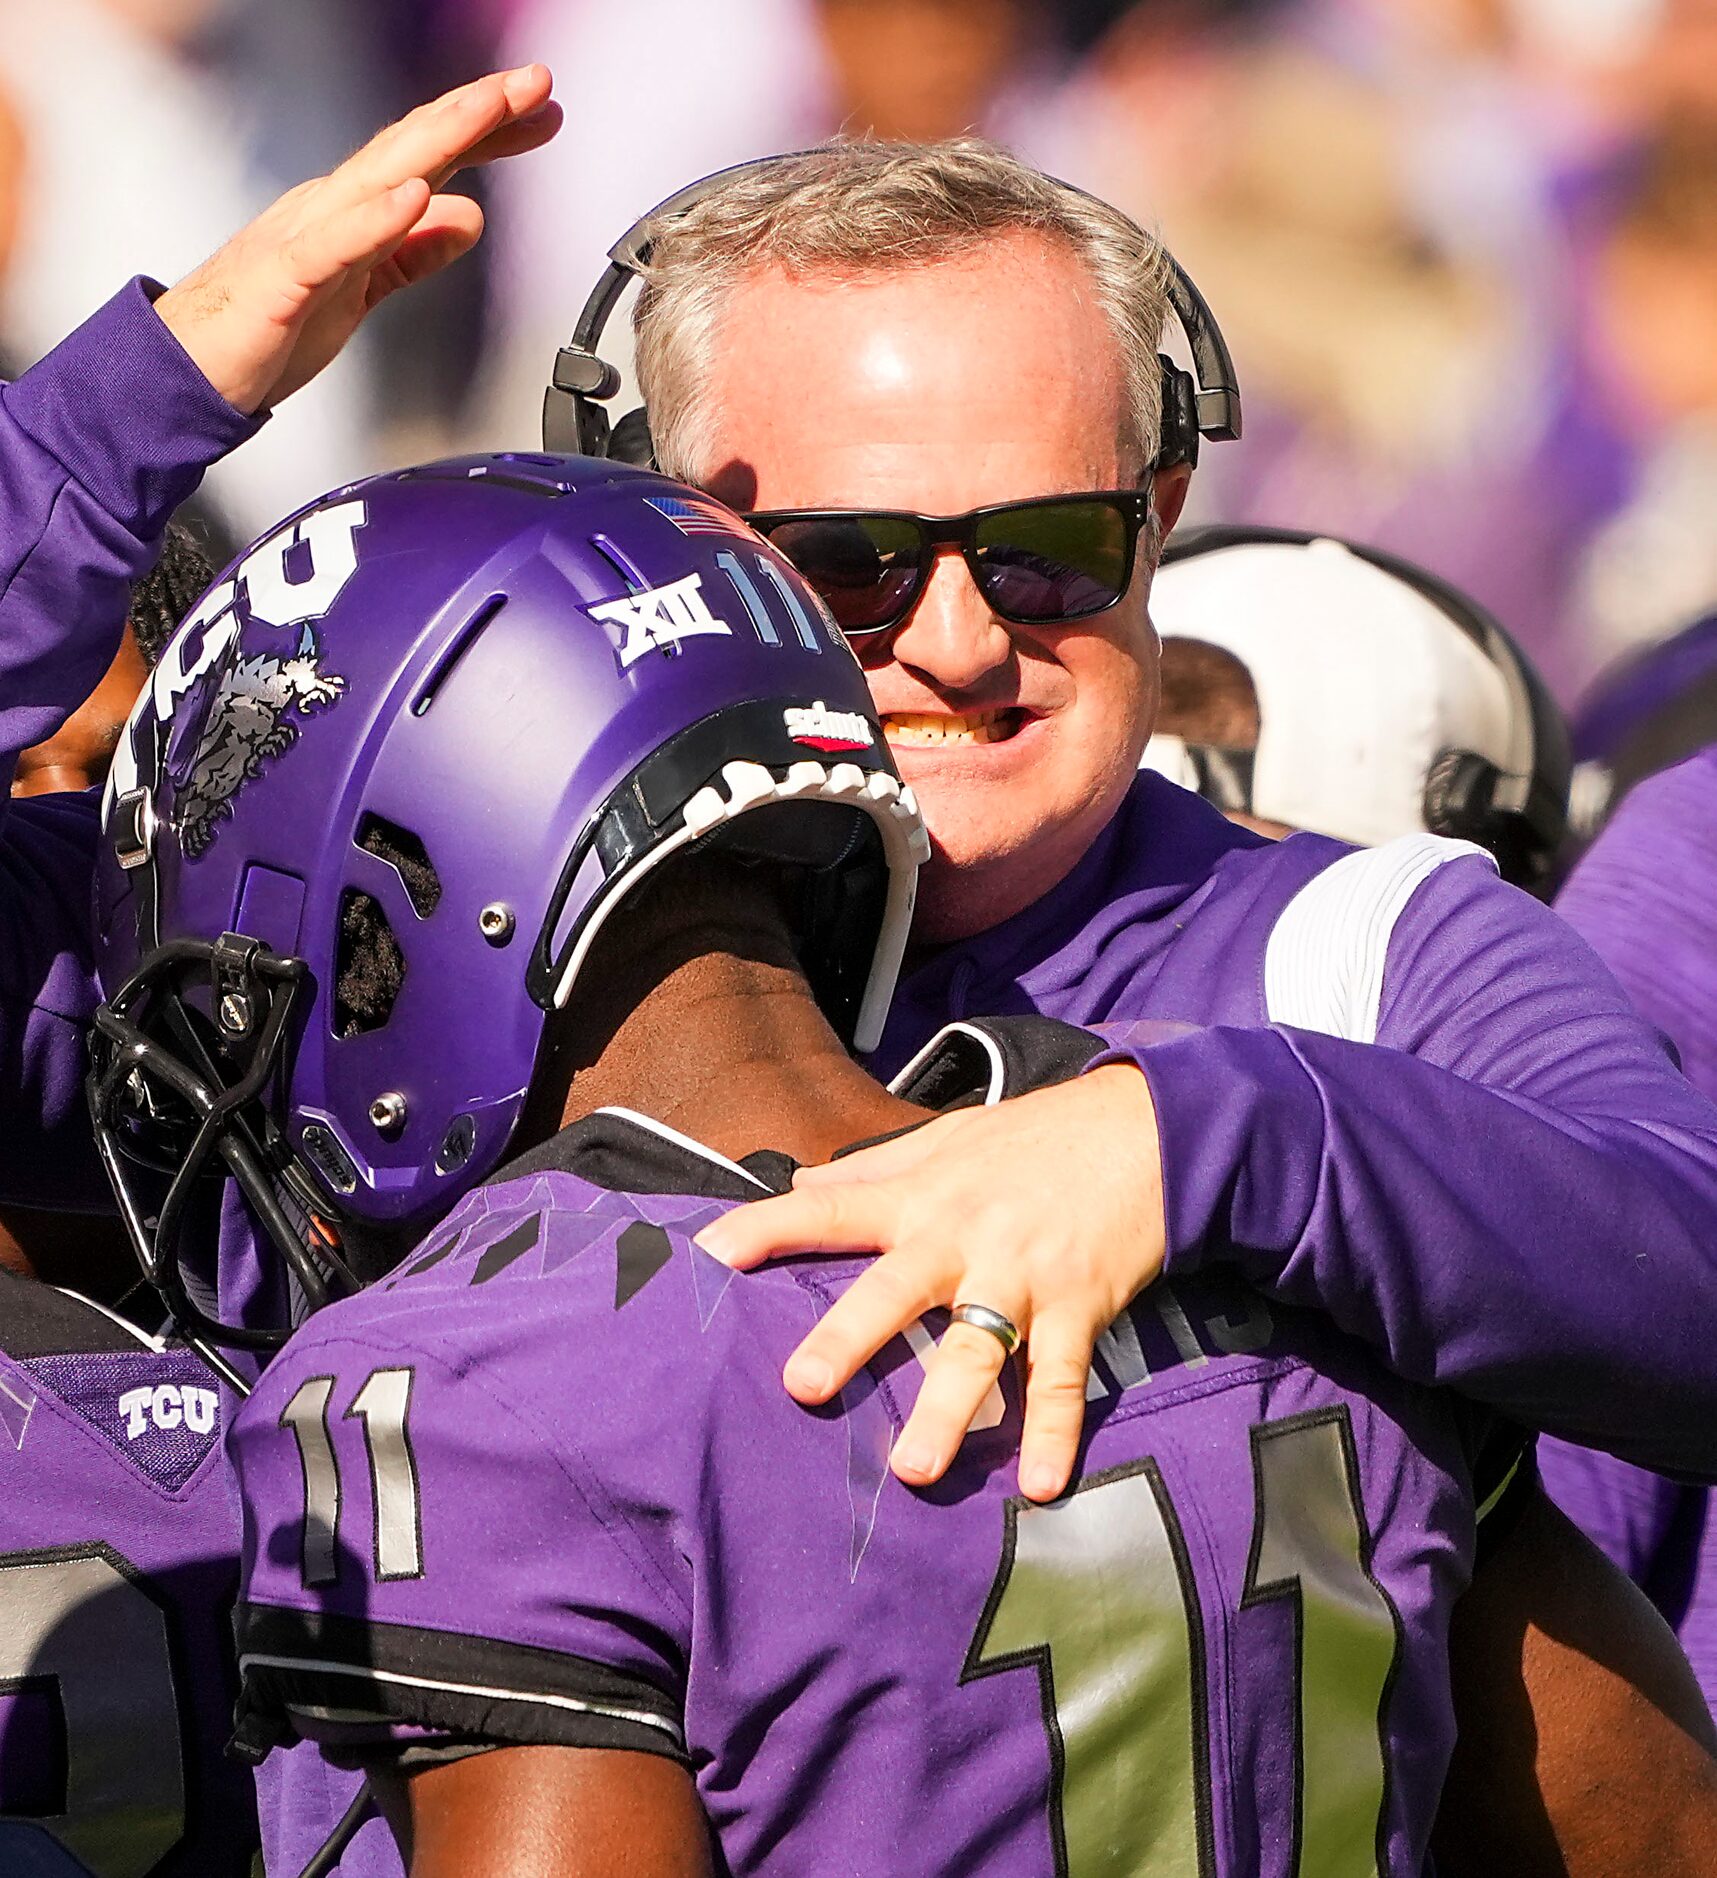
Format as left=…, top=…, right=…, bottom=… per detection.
left=744, top=490, right=1156, bottom=639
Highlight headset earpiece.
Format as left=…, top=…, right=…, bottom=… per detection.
left=608, top=408, right=658, bottom=469
left=543, top=345, right=620, bottom=456
left=1156, top=357, right=1201, bottom=470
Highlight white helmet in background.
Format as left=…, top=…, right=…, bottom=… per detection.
left=1143, top=527, right=1569, bottom=890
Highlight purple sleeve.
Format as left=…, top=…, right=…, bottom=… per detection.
left=1537, top=1437, right=1683, bottom=1583
left=1096, top=856, right=1717, bottom=1476
left=0, top=280, right=258, bottom=1207
left=1552, top=749, right=1717, bottom=1104
left=231, top=1310, right=693, bottom=1769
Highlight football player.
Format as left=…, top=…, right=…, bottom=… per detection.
left=1076, top=527, right=1717, bottom=1731
left=0, top=1272, right=258, bottom=1875
left=14, top=87, right=1717, bottom=1523
left=0, top=520, right=263, bottom=1876
left=1139, top=526, right=1566, bottom=892
left=1537, top=749, right=1717, bottom=1718
left=85, top=460, right=1717, bottom=1875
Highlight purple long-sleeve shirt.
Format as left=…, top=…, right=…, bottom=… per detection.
left=11, top=284, right=1717, bottom=1490
left=1538, top=749, right=1717, bottom=1711
left=0, top=287, right=402, bottom=1877
left=0, top=279, right=257, bottom=1210
left=884, top=792, right=1717, bottom=1478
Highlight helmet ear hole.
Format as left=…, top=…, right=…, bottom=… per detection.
left=1422, top=750, right=1501, bottom=843
left=334, top=889, right=406, bottom=1037
left=355, top=814, right=442, bottom=917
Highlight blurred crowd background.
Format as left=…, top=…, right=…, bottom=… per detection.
left=3, top=0, right=1715, bottom=705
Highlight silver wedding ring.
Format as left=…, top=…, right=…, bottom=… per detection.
left=950, top=1301, right=1022, bottom=1356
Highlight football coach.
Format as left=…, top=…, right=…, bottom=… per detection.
left=556, top=140, right=1717, bottom=1503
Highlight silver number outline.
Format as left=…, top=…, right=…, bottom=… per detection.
left=964, top=1407, right=1406, bottom=1878
left=1241, top=1407, right=1404, bottom=1878
left=347, top=1369, right=423, bottom=1583
left=280, top=1368, right=423, bottom=1588
left=0, top=1542, right=189, bottom=1878
left=961, top=1456, right=1217, bottom=1878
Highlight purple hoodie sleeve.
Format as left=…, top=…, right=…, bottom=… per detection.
left=0, top=281, right=258, bottom=1207
left=1094, top=855, right=1717, bottom=1476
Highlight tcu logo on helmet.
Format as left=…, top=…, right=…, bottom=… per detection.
left=107, top=500, right=366, bottom=848
left=118, top=1382, right=219, bottom=1440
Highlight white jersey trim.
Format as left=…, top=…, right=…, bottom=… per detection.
left=243, top=1652, right=686, bottom=1746
left=1263, top=834, right=1495, bottom=1044
left=885, top=1021, right=1008, bottom=1107
left=50, top=1287, right=169, bottom=1353
left=592, top=1107, right=775, bottom=1193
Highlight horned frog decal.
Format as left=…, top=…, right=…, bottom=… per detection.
left=178, top=625, right=346, bottom=857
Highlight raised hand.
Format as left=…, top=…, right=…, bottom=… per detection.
left=153, top=65, right=561, bottom=414
left=695, top=1063, right=1167, bottom=1503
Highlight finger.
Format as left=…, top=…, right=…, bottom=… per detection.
left=890, top=1321, right=1015, bottom=1487
left=1016, top=1311, right=1098, bottom=1503
left=338, top=66, right=551, bottom=201
left=426, top=98, right=563, bottom=189
left=791, top=1120, right=949, bottom=1189
left=278, top=178, right=432, bottom=303
left=779, top=1249, right=955, bottom=1403
left=694, top=1180, right=903, bottom=1270
left=374, top=194, right=485, bottom=297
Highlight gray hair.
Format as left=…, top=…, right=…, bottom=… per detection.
left=632, top=138, right=1173, bottom=484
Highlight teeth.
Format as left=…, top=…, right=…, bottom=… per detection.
left=883, top=710, right=1014, bottom=746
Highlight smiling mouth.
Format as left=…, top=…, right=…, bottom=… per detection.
left=882, top=708, right=1027, bottom=747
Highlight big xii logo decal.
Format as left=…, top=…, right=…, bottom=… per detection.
left=588, top=573, right=732, bottom=669
left=108, top=501, right=364, bottom=854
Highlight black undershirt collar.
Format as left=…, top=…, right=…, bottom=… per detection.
left=491, top=1015, right=1105, bottom=1204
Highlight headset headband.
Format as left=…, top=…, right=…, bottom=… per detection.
left=1159, top=523, right=1571, bottom=877
left=545, top=149, right=1242, bottom=470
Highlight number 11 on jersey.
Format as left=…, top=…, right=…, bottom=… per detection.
left=962, top=1408, right=1401, bottom=1878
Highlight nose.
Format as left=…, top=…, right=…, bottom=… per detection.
left=879, top=547, right=1013, bottom=692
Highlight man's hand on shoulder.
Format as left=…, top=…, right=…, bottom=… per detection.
left=154, top=66, right=560, bottom=414
left=696, top=1063, right=1166, bottom=1504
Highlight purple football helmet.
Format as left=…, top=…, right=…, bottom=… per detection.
left=88, top=454, right=928, bottom=1350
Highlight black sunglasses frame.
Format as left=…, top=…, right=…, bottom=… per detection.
left=743, top=489, right=1158, bottom=639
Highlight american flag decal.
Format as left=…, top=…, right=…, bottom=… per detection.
left=646, top=494, right=754, bottom=539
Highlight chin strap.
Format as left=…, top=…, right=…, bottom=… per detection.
left=294, top=1781, right=377, bottom=1878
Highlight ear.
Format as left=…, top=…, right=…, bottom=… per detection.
left=1150, top=463, right=1193, bottom=542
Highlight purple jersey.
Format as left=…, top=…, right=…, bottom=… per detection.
left=231, top=1022, right=1527, bottom=1877
left=0, top=1268, right=258, bottom=1874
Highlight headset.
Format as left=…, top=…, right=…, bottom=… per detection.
left=542, top=151, right=1243, bottom=472
left=1158, top=523, right=1572, bottom=892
